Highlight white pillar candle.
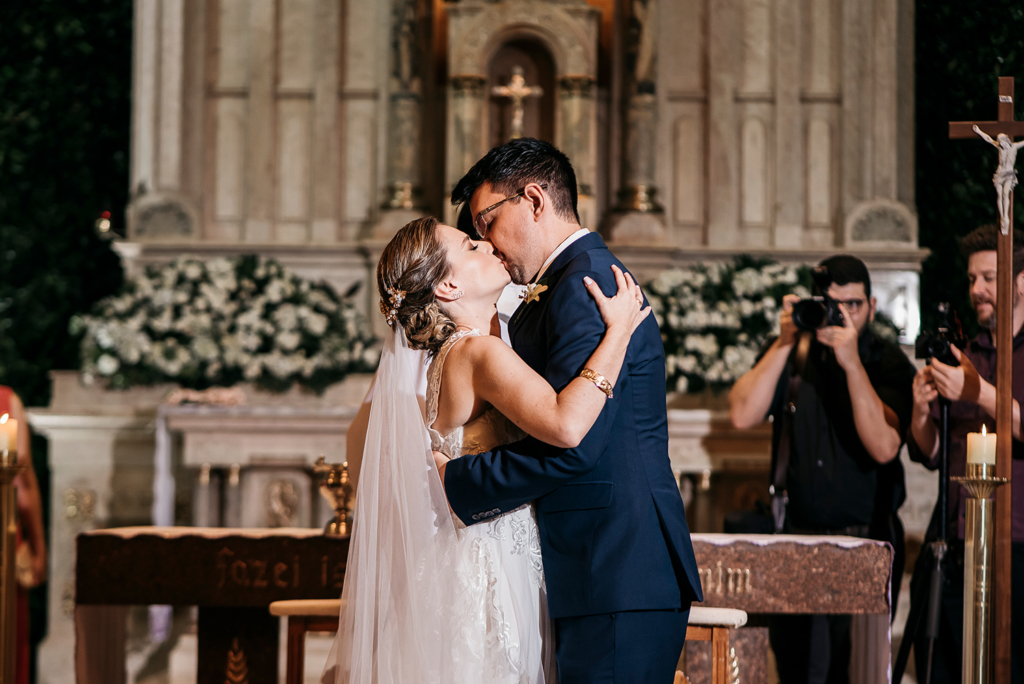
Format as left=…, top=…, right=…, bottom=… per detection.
left=967, top=424, right=997, bottom=465
left=0, top=413, right=17, bottom=452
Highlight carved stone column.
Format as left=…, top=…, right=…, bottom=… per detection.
left=604, top=0, right=666, bottom=242
left=559, top=76, right=597, bottom=227
left=445, top=75, right=487, bottom=218
left=375, top=0, right=427, bottom=238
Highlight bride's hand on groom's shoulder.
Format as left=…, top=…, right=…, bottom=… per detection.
left=583, top=264, right=651, bottom=336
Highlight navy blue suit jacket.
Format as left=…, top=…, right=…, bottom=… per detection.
left=443, top=232, right=704, bottom=619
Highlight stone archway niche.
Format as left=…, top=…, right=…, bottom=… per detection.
left=488, top=38, right=556, bottom=147
left=446, top=1, right=600, bottom=226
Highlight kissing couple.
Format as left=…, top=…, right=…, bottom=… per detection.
left=321, top=138, right=703, bottom=684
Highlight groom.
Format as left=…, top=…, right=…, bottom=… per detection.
left=438, top=138, right=703, bottom=682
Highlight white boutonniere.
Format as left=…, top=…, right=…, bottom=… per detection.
left=521, top=280, right=548, bottom=305
left=513, top=278, right=548, bottom=323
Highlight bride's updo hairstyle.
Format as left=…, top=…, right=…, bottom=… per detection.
left=376, top=216, right=458, bottom=354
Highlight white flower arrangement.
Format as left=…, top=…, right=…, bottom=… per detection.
left=645, top=257, right=900, bottom=394
left=71, top=255, right=378, bottom=394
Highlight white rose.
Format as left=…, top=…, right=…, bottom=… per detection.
left=96, top=354, right=120, bottom=376
left=275, top=331, right=301, bottom=351
left=184, top=263, right=203, bottom=281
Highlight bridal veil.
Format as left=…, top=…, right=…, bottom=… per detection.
left=320, top=326, right=461, bottom=684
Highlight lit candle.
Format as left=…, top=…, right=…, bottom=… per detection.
left=0, top=413, right=17, bottom=453
left=967, top=424, right=997, bottom=465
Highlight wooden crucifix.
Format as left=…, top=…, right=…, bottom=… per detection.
left=949, top=76, right=1023, bottom=682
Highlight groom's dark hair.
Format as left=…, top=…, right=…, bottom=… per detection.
left=451, top=138, right=581, bottom=225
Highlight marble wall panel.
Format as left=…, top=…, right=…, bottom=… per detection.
left=131, top=0, right=158, bottom=192
left=342, top=100, right=378, bottom=239
left=158, top=0, right=185, bottom=191
left=740, top=0, right=771, bottom=95
left=310, top=0, right=341, bottom=243
left=773, top=0, right=803, bottom=247
left=740, top=116, right=768, bottom=226
left=806, top=117, right=832, bottom=226
left=661, top=0, right=705, bottom=94
left=277, top=99, right=312, bottom=224
left=217, top=0, right=250, bottom=90
left=707, top=0, right=740, bottom=248
left=344, top=0, right=378, bottom=91
left=804, top=0, right=839, bottom=94
left=244, top=0, right=276, bottom=243
left=673, top=110, right=704, bottom=228
left=278, top=0, right=315, bottom=92
left=214, top=98, right=246, bottom=220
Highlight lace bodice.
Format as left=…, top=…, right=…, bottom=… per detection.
left=422, top=329, right=551, bottom=684
left=426, top=329, right=526, bottom=457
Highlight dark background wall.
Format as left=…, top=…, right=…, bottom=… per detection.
left=916, top=1, right=1024, bottom=337
left=1, top=1, right=131, bottom=676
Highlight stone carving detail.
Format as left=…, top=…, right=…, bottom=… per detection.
left=132, top=196, right=196, bottom=239
left=559, top=76, right=595, bottom=97
left=628, top=0, right=658, bottom=93
left=265, top=479, right=300, bottom=528
left=450, top=2, right=594, bottom=77
left=392, top=0, right=420, bottom=94
left=845, top=200, right=916, bottom=244
left=451, top=75, right=487, bottom=96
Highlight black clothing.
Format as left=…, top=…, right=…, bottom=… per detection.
left=765, top=330, right=917, bottom=530
left=763, top=329, right=916, bottom=684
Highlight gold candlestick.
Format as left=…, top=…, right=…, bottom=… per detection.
left=314, top=456, right=354, bottom=537
left=0, top=449, right=24, bottom=684
left=952, top=462, right=1009, bottom=684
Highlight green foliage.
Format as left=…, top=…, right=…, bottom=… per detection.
left=917, top=1, right=1024, bottom=337
left=0, top=0, right=132, bottom=406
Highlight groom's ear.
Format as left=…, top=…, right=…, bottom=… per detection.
left=522, top=183, right=546, bottom=221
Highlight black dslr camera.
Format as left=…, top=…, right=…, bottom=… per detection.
left=791, top=266, right=845, bottom=331
left=915, top=302, right=965, bottom=367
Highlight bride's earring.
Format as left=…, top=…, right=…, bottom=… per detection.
left=451, top=291, right=464, bottom=300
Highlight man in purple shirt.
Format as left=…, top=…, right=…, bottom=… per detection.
left=908, top=224, right=1024, bottom=684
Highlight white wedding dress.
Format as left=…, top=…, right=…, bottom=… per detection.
left=321, top=326, right=555, bottom=684
left=426, top=329, right=555, bottom=684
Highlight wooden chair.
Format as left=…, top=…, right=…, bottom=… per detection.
left=269, top=599, right=342, bottom=684
left=270, top=600, right=746, bottom=684
left=676, top=606, right=748, bottom=684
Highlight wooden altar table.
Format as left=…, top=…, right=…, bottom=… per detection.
left=74, top=529, right=892, bottom=684
left=75, top=527, right=349, bottom=684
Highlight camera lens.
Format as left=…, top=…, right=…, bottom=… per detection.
left=792, top=300, right=827, bottom=331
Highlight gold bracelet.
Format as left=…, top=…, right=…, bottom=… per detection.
left=579, top=368, right=613, bottom=399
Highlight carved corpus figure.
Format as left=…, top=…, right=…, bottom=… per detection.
left=974, top=124, right=1024, bottom=233
left=492, top=66, right=543, bottom=140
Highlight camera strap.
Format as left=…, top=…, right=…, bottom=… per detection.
left=772, top=332, right=811, bottom=533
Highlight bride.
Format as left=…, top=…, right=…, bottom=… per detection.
left=321, top=216, right=649, bottom=684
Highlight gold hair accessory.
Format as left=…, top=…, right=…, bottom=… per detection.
left=579, top=368, right=613, bottom=399
left=380, top=286, right=407, bottom=325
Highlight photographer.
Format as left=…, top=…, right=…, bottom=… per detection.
left=907, top=224, right=1024, bottom=684
left=729, top=255, right=916, bottom=684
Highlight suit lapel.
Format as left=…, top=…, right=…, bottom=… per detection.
left=508, top=232, right=607, bottom=349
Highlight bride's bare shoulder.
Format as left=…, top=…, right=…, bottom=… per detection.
left=443, top=333, right=517, bottom=369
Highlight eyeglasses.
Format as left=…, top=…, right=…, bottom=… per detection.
left=834, top=298, right=867, bottom=313
left=473, top=183, right=548, bottom=238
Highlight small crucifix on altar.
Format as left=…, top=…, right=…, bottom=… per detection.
left=948, top=75, right=1022, bottom=684
left=492, top=66, right=543, bottom=141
